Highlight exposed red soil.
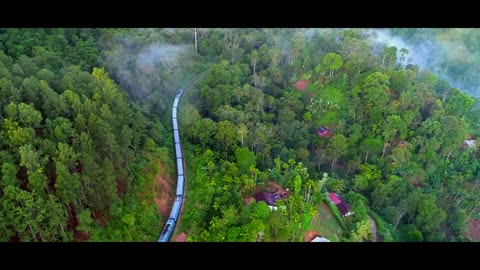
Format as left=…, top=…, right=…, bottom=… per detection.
left=265, top=180, right=290, bottom=197
left=411, top=174, right=424, bottom=187
left=468, top=219, right=480, bottom=241
left=66, top=205, right=79, bottom=231
left=69, top=204, right=93, bottom=242
left=294, top=79, right=310, bottom=91
left=304, top=229, right=321, bottom=242
left=174, top=232, right=188, bottom=242
left=116, top=179, right=127, bottom=197
left=93, top=211, right=108, bottom=227
left=154, top=162, right=174, bottom=218
left=244, top=196, right=254, bottom=205
left=74, top=231, right=91, bottom=242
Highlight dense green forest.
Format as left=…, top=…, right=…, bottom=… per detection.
left=1, top=28, right=480, bottom=242
left=0, top=28, right=201, bottom=241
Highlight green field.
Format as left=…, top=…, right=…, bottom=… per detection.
left=315, top=111, right=340, bottom=127
left=312, top=85, right=346, bottom=127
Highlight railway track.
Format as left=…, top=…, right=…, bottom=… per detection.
left=157, top=68, right=210, bottom=242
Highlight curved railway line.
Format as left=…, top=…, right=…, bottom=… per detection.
left=158, top=88, right=185, bottom=242
left=157, top=68, right=210, bottom=242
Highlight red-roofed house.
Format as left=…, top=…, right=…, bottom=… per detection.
left=253, top=182, right=290, bottom=211
left=329, top=192, right=354, bottom=217
left=329, top=192, right=341, bottom=204
left=316, top=126, right=331, bottom=137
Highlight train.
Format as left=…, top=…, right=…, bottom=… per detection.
left=158, top=88, right=185, bottom=242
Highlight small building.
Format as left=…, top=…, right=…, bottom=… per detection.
left=253, top=192, right=283, bottom=207
left=253, top=182, right=290, bottom=211
left=329, top=192, right=354, bottom=217
left=316, top=126, right=330, bottom=137
left=311, top=236, right=331, bottom=242
left=463, top=140, right=476, bottom=148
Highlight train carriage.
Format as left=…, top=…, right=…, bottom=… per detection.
left=158, top=88, right=185, bottom=243
left=174, top=130, right=180, bottom=143
left=173, top=120, right=178, bottom=130
left=169, top=195, right=182, bottom=220
left=177, top=89, right=183, bottom=97
left=158, top=218, right=176, bottom=242
left=175, top=143, right=182, bottom=159
left=176, top=158, right=184, bottom=176
left=176, top=175, right=184, bottom=195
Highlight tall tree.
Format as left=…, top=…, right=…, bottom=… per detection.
left=328, top=134, right=347, bottom=173
left=322, top=53, right=343, bottom=77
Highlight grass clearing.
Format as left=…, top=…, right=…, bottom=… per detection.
left=312, top=85, right=346, bottom=127
left=310, top=202, right=343, bottom=242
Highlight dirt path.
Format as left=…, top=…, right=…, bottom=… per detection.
left=368, top=215, right=380, bottom=242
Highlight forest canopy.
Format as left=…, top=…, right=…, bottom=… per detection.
left=1, top=28, right=479, bottom=242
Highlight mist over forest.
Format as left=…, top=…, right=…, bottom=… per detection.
left=291, top=28, right=480, bottom=98
left=371, top=28, right=480, bottom=98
